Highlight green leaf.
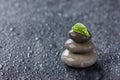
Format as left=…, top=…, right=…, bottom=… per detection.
left=72, top=23, right=90, bottom=37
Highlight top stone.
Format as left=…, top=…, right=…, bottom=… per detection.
left=69, top=30, right=91, bottom=43
left=69, top=23, right=92, bottom=43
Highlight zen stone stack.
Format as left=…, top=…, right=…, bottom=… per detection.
left=61, top=23, right=98, bottom=68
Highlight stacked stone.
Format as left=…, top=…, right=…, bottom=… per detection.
left=61, top=29, right=98, bottom=68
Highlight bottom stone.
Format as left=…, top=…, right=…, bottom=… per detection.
left=61, top=49, right=98, bottom=68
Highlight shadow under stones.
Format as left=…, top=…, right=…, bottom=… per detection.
left=65, top=63, right=104, bottom=80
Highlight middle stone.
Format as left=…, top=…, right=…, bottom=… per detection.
left=65, top=39, right=94, bottom=53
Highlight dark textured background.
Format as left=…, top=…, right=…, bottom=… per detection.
left=0, top=0, right=120, bottom=80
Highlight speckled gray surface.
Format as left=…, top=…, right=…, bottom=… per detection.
left=0, top=0, right=120, bottom=80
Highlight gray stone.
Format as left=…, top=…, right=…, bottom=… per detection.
left=65, top=39, right=94, bottom=53
left=61, top=49, right=98, bottom=68
left=69, top=30, right=91, bottom=43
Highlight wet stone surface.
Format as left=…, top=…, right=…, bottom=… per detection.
left=69, top=30, right=92, bottom=43
left=65, top=39, right=94, bottom=53
left=0, top=0, right=120, bottom=80
left=61, top=49, right=98, bottom=68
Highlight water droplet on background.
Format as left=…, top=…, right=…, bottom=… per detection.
left=0, top=72, right=4, bottom=76
left=27, top=46, right=30, bottom=50
left=27, top=53, right=30, bottom=58
left=10, top=27, right=14, bottom=32
left=35, top=37, right=39, bottom=40
left=58, top=13, right=62, bottom=17
left=49, top=44, right=53, bottom=48
left=8, top=54, right=12, bottom=59
left=0, top=64, right=3, bottom=69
